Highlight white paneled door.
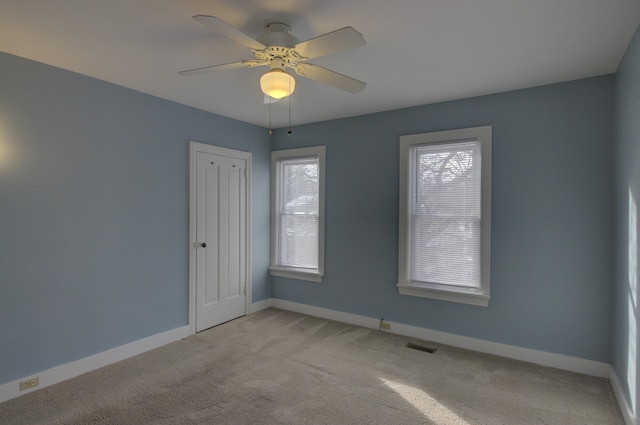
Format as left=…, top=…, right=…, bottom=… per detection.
left=193, top=145, right=249, bottom=332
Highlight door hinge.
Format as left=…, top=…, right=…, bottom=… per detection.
left=244, top=285, right=247, bottom=295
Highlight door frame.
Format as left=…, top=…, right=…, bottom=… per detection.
left=188, top=141, right=252, bottom=335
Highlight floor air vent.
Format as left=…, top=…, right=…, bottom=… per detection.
left=406, top=342, right=437, bottom=354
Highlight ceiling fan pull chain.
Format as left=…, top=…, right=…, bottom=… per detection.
left=288, top=77, right=292, bottom=135
left=268, top=96, right=273, bottom=136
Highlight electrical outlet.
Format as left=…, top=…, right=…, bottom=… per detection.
left=19, top=377, right=39, bottom=391
left=380, top=321, right=391, bottom=330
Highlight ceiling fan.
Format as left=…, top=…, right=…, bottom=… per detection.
left=179, top=15, right=366, bottom=100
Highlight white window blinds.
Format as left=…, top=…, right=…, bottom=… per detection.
left=410, top=140, right=481, bottom=289
left=277, top=157, right=319, bottom=269
left=398, top=126, right=490, bottom=306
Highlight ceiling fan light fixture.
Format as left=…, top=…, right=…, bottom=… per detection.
left=260, top=68, right=295, bottom=99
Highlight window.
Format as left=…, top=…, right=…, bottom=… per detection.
left=270, top=146, right=325, bottom=282
left=397, top=126, right=491, bottom=306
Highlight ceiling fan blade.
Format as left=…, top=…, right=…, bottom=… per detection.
left=178, top=60, right=262, bottom=76
left=193, top=15, right=265, bottom=50
left=294, top=63, right=366, bottom=93
left=294, top=27, right=365, bottom=59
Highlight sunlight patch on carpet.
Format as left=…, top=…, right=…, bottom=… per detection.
left=380, top=378, right=470, bottom=425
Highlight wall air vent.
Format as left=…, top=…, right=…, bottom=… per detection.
left=405, top=342, right=437, bottom=354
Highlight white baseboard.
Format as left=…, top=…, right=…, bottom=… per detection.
left=0, top=325, right=190, bottom=404
left=250, top=298, right=273, bottom=313
left=609, top=365, right=636, bottom=425
left=272, top=298, right=380, bottom=329
left=271, top=298, right=610, bottom=378
left=1, top=299, right=273, bottom=404
left=0, top=298, right=617, bottom=411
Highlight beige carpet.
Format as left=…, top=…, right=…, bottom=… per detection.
left=0, top=308, right=624, bottom=424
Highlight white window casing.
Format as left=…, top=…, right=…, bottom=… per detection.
left=270, top=146, right=326, bottom=282
left=397, top=126, right=491, bottom=306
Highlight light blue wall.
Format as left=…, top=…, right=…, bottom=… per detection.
left=0, top=44, right=621, bottom=386
left=0, top=52, right=271, bottom=384
left=612, top=24, right=640, bottom=420
left=272, top=75, right=614, bottom=362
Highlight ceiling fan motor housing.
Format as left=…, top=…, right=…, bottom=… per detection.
left=256, top=23, right=299, bottom=47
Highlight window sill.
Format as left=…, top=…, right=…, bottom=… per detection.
left=396, top=283, right=489, bottom=307
left=270, top=266, right=323, bottom=283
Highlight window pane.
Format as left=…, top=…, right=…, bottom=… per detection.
left=414, top=142, right=480, bottom=217
left=411, top=216, right=480, bottom=287
left=280, top=215, right=319, bottom=268
left=278, top=157, right=319, bottom=269
left=281, top=159, right=318, bottom=215
left=410, top=140, right=481, bottom=289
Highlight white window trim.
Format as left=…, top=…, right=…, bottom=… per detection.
left=270, top=146, right=326, bottom=283
left=397, top=126, right=492, bottom=307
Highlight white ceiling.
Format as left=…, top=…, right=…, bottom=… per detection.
left=2, top=1, right=639, bottom=129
